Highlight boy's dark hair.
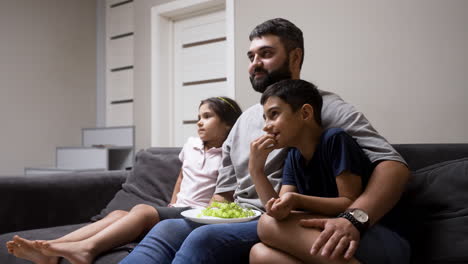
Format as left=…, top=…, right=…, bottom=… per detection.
left=200, top=97, right=242, bottom=129
left=249, top=18, right=304, bottom=69
left=261, top=79, right=322, bottom=126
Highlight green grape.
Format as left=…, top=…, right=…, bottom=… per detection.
left=198, top=202, right=255, bottom=218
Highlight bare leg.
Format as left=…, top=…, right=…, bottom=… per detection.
left=5, top=236, right=59, bottom=264
left=41, top=210, right=128, bottom=245
left=5, top=210, right=128, bottom=264
left=258, top=213, right=360, bottom=264
left=250, top=242, right=302, bottom=264
left=38, top=204, right=159, bottom=264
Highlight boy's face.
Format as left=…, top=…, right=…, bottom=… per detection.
left=247, top=35, right=292, bottom=93
left=262, top=96, right=303, bottom=149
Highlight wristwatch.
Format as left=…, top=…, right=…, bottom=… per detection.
left=338, top=208, right=370, bottom=235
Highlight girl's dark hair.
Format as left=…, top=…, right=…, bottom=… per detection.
left=249, top=18, right=304, bottom=69
left=260, top=79, right=322, bottom=126
left=200, top=97, right=242, bottom=129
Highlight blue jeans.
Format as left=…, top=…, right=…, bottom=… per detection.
left=119, top=218, right=259, bottom=264
left=356, top=224, right=411, bottom=264
left=120, top=219, right=409, bottom=264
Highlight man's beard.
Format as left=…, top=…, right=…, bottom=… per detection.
left=249, top=60, right=292, bottom=93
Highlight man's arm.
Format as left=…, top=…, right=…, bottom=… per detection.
left=352, top=160, right=410, bottom=224
left=211, top=192, right=235, bottom=203
left=303, top=161, right=410, bottom=259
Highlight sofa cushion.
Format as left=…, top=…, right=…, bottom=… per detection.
left=92, top=148, right=181, bottom=221
left=401, top=157, right=468, bottom=263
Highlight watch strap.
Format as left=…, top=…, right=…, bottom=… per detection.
left=337, top=211, right=366, bottom=235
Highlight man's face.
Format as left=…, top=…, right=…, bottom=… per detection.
left=247, top=35, right=292, bottom=93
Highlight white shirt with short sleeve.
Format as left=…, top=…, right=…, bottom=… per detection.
left=173, top=137, right=222, bottom=209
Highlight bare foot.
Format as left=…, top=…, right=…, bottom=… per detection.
left=34, top=240, right=49, bottom=250
left=39, top=241, right=94, bottom=264
left=10, top=236, right=59, bottom=264
left=6, top=240, right=15, bottom=254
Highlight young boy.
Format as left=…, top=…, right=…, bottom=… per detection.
left=249, top=79, right=373, bottom=263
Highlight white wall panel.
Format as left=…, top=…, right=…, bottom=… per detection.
left=182, top=41, right=226, bottom=82
left=172, top=7, right=227, bottom=147
left=108, top=69, right=133, bottom=101
left=107, top=103, right=133, bottom=127
left=181, top=81, right=228, bottom=121
left=180, top=11, right=225, bottom=45
left=107, top=1, right=134, bottom=36
left=106, top=0, right=134, bottom=127
left=182, top=124, right=198, bottom=144
left=108, top=35, right=134, bottom=69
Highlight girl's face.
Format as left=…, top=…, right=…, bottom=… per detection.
left=197, top=103, right=230, bottom=149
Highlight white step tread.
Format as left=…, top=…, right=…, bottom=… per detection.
left=56, top=148, right=108, bottom=170
left=82, top=126, right=134, bottom=147
left=25, top=167, right=105, bottom=175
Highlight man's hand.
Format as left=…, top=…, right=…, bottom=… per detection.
left=265, top=192, right=297, bottom=220
left=211, top=192, right=234, bottom=204
left=299, top=217, right=360, bottom=260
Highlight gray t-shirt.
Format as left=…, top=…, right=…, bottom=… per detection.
left=215, top=90, right=406, bottom=211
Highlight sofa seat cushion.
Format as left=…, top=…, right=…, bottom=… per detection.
left=92, top=148, right=181, bottom=221
left=0, top=223, right=133, bottom=264
left=402, top=157, right=468, bottom=263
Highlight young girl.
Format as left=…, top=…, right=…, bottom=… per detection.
left=6, top=96, right=242, bottom=264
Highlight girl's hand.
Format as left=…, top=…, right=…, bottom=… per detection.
left=266, top=192, right=297, bottom=220
left=248, top=134, right=277, bottom=176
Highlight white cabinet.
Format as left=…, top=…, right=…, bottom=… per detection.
left=25, top=126, right=135, bottom=175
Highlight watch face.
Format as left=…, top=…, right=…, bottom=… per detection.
left=351, top=209, right=369, bottom=223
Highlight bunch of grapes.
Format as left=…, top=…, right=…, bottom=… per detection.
left=198, top=202, right=255, bottom=218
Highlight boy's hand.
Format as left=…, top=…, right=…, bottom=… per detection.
left=249, top=134, right=277, bottom=175
left=265, top=192, right=296, bottom=220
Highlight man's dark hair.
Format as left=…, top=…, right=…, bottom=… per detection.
left=261, top=79, right=322, bottom=126
left=200, top=97, right=242, bottom=129
left=249, top=18, right=304, bottom=69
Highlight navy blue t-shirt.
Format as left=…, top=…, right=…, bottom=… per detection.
left=282, top=128, right=373, bottom=198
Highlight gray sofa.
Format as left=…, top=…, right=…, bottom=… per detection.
left=1, top=144, right=468, bottom=263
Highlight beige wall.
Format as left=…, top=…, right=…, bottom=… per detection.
left=0, top=0, right=97, bottom=175
left=132, top=0, right=468, bottom=146
left=133, top=0, right=174, bottom=151
left=234, top=0, right=468, bottom=143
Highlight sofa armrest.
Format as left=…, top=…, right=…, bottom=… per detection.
left=0, top=170, right=128, bottom=235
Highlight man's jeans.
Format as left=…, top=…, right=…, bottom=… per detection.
left=119, top=218, right=259, bottom=264
left=119, top=218, right=409, bottom=264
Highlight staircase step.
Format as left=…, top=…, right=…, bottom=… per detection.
left=24, top=126, right=135, bottom=174
left=56, top=147, right=108, bottom=170
left=24, top=167, right=105, bottom=175
left=82, top=126, right=134, bottom=147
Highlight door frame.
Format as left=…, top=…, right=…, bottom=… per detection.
left=150, top=0, right=235, bottom=147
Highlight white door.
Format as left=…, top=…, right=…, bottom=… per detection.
left=173, top=10, right=227, bottom=147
